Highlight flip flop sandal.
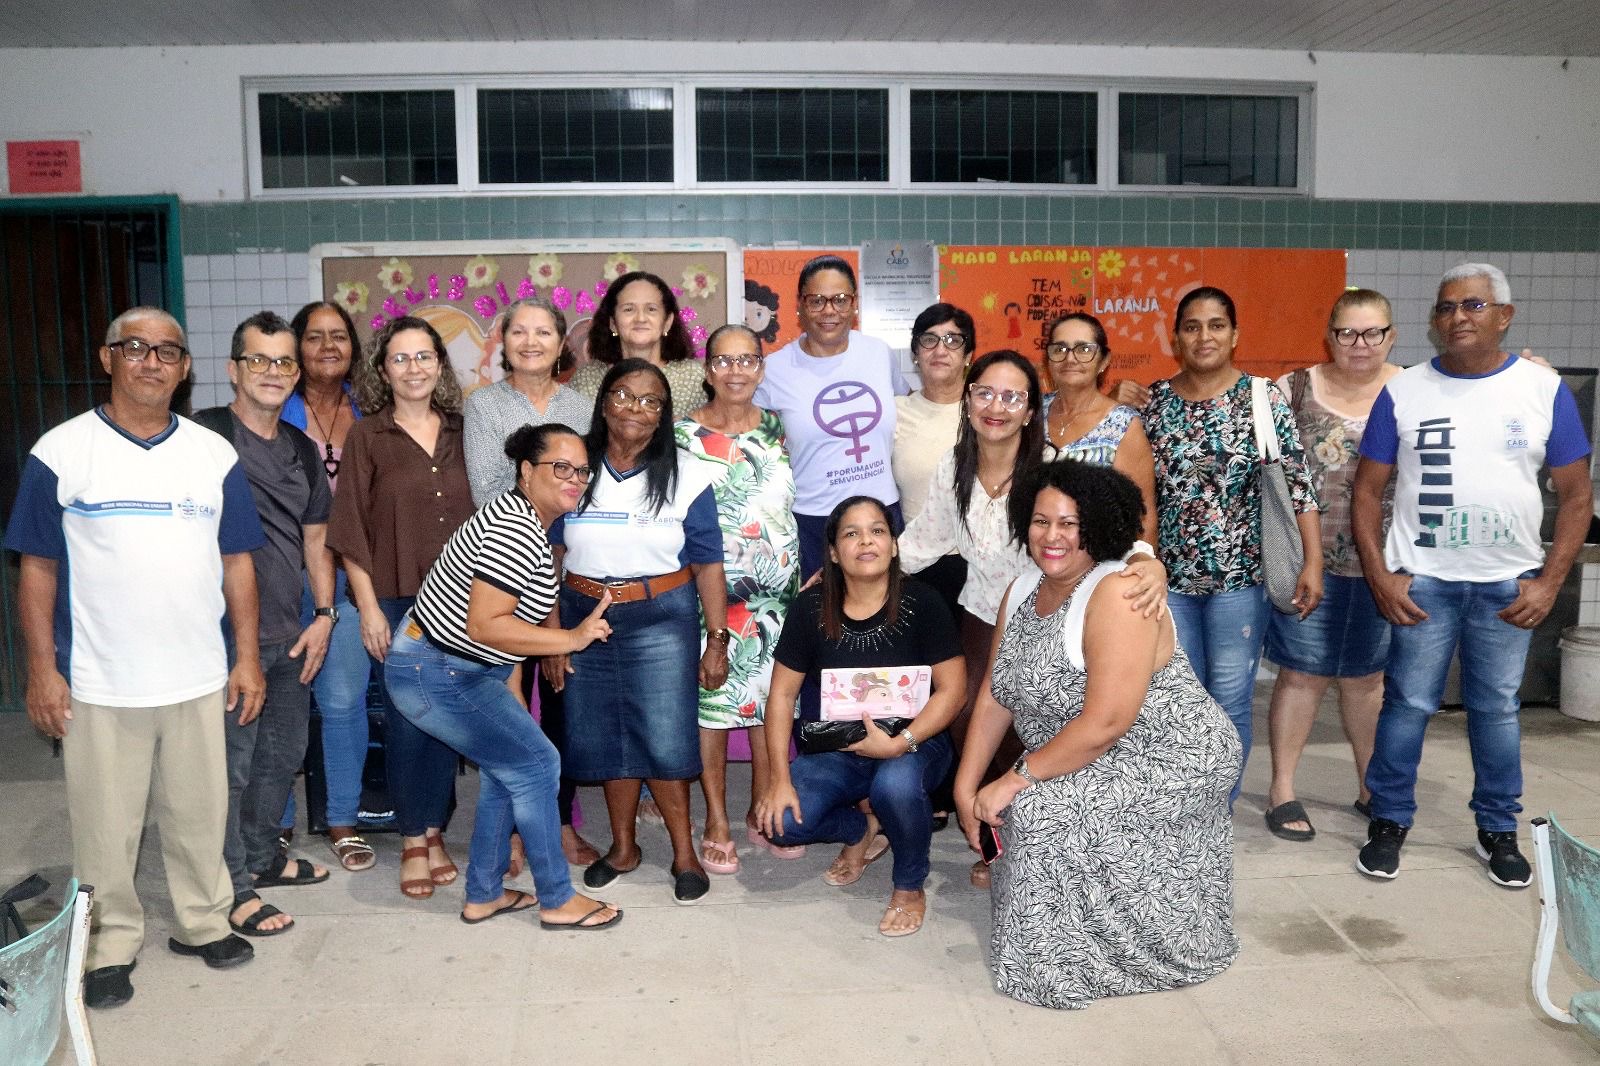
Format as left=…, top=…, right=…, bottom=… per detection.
left=460, top=890, right=537, bottom=925
left=822, top=833, right=889, bottom=887
left=540, top=902, right=624, bottom=931
left=400, top=845, right=434, bottom=899
left=746, top=825, right=806, bottom=860
left=424, top=831, right=458, bottom=885
left=330, top=834, right=376, bottom=873
left=229, top=899, right=294, bottom=938
left=879, top=901, right=925, bottom=938
left=700, top=837, right=740, bottom=875
left=1265, top=800, right=1317, bottom=842
left=252, top=854, right=330, bottom=888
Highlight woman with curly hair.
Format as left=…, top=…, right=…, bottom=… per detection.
left=328, top=315, right=474, bottom=901
left=567, top=271, right=705, bottom=416
left=957, top=460, right=1240, bottom=1008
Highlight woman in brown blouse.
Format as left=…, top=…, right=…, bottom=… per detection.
left=328, top=316, right=475, bottom=900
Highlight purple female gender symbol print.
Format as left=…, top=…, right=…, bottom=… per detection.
left=813, top=381, right=883, bottom=462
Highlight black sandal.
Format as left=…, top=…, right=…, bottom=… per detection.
left=252, top=853, right=330, bottom=888
left=1264, top=800, right=1316, bottom=842
left=229, top=891, right=294, bottom=937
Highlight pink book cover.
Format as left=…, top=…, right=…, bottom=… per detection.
left=819, top=667, right=932, bottom=721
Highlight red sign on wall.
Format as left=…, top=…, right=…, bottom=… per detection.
left=7, top=140, right=82, bottom=194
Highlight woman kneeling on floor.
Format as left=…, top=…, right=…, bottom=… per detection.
left=754, top=495, right=966, bottom=937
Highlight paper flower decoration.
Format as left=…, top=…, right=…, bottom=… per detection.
left=1097, top=250, right=1127, bottom=279
left=377, top=257, right=413, bottom=294
left=335, top=281, right=370, bottom=314
left=679, top=306, right=698, bottom=323
left=527, top=254, right=564, bottom=286
left=682, top=266, right=719, bottom=301
left=463, top=255, right=499, bottom=290
left=601, top=253, right=640, bottom=281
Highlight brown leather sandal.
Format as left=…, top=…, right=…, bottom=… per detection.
left=400, top=845, right=434, bottom=899
left=424, top=831, right=458, bottom=886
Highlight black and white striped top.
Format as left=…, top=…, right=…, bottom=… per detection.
left=410, top=487, right=558, bottom=667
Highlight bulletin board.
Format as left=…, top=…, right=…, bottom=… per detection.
left=939, top=246, right=1347, bottom=384
left=311, top=239, right=740, bottom=392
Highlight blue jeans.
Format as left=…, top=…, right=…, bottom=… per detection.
left=768, top=732, right=952, bottom=891
left=385, top=625, right=574, bottom=908
left=1366, top=574, right=1533, bottom=832
left=1169, top=584, right=1269, bottom=801
left=284, top=569, right=372, bottom=830
left=374, top=596, right=458, bottom=836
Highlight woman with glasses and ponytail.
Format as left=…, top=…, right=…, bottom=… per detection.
left=327, top=316, right=474, bottom=901
left=754, top=255, right=910, bottom=578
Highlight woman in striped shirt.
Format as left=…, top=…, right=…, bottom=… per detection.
left=382, top=423, right=622, bottom=929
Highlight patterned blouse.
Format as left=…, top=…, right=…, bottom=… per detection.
left=1143, top=374, right=1318, bottom=596
left=1040, top=397, right=1142, bottom=464
left=1276, top=366, right=1393, bottom=578
left=897, top=449, right=1034, bottom=625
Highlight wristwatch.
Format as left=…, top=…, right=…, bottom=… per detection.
left=313, top=605, right=340, bottom=623
left=901, top=727, right=919, bottom=753
left=706, top=627, right=730, bottom=644
left=1012, top=755, right=1039, bottom=786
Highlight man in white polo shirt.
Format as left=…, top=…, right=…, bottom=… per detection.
left=5, top=306, right=267, bottom=1008
left=1351, top=263, right=1592, bottom=888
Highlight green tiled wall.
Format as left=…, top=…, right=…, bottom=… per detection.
left=180, top=194, right=1600, bottom=256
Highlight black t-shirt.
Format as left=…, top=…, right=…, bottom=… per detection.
left=773, top=578, right=962, bottom=722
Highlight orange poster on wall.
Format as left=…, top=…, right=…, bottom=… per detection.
left=741, top=248, right=859, bottom=353
left=938, top=246, right=1346, bottom=385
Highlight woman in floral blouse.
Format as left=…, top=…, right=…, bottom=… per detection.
left=1134, top=287, right=1321, bottom=799
left=1261, top=289, right=1400, bottom=841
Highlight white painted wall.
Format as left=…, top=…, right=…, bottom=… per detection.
left=1, top=41, right=1596, bottom=202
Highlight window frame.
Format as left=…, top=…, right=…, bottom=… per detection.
left=242, top=74, right=1313, bottom=199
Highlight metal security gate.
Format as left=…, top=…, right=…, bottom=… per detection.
left=0, top=196, right=183, bottom=712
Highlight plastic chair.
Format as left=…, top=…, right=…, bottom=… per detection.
left=1532, top=815, right=1600, bottom=1036
left=0, top=878, right=97, bottom=1066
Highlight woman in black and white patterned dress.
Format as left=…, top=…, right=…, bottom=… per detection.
left=954, top=460, right=1240, bottom=1009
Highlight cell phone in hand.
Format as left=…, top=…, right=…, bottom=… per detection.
left=980, top=823, right=1003, bottom=865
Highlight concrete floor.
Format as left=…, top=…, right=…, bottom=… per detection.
left=6, top=685, right=1600, bottom=1066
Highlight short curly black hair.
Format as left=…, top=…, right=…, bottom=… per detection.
left=1009, top=460, right=1144, bottom=562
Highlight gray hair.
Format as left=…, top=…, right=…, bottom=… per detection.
left=106, top=306, right=186, bottom=346
left=1440, top=262, right=1512, bottom=304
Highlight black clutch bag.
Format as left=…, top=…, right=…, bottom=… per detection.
left=795, top=717, right=913, bottom=755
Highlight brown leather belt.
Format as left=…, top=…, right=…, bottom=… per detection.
left=564, top=565, right=693, bottom=604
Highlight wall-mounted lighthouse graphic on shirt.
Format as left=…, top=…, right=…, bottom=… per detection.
left=755, top=330, right=908, bottom=516
left=1359, top=354, right=1590, bottom=583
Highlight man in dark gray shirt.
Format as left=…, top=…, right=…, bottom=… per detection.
left=196, top=310, right=337, bottom=936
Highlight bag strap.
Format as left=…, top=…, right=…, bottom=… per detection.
left=1249, top=376, right=1281, bottom=463
left=1289, top=367, right=1310, bottom=414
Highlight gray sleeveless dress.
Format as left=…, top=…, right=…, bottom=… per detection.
left=987, top=562, right=1241, bottom=1009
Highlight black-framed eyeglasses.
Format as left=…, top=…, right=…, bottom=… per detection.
left=232, top=353, right=300, bottom=375
left=109, top=337, right=188, bottom=364
left=915, top=332, right=967, bottom=351
left=1432, top=298, right=1503, bottom=317
left=1044, top=341, right=1103, bottom=363
left=800, top=292, right=856, bottom=313
left=529, top=460, right=593, bottom=483
left=607, top=387, right=666, bottom=414
left=1331, top=325, right=1393, bottom=347
left=967, top=383, right=1030, bottom=411
left=387, top=350, right=439, bottom=367
left=708, top=353, right=762, bottom=372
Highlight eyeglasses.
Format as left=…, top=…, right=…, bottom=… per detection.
left=1044, top=341, right=1103, bottom=363
left=387, top=350, right=438, bottom=367
left=967, top=383, right=1030, bottom=411
left=109, top=337, right=188, bottom=365
left=800, top=293, right=856, bottom=314
left=915, top=332, right=967, bottom=352
left=607, top=387, right=666, bottom=414
left=1432, top=298, right=1504, bottom=318
left=232, top=353, right=300, bottom=375
left=1331, top=325, right=1393, bottom=347
left=708, top=353, right=762, bottom=372
left=529, top=460, right=593, bottom=483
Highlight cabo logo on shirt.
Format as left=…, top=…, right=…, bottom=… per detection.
left=1504, top=416, right=1529, bottom=450
left=176, top=495, right=218, bottom=520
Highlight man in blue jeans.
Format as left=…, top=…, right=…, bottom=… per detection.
left=1351, top=262, right=1592, bottom=887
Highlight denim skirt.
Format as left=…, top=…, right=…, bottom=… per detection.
left=560, top=579, right=703, bottom=781
left=1264, top=572, right=1391, bottom=678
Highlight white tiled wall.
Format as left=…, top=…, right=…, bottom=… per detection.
left=182, top=251, right=311, bottom=410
